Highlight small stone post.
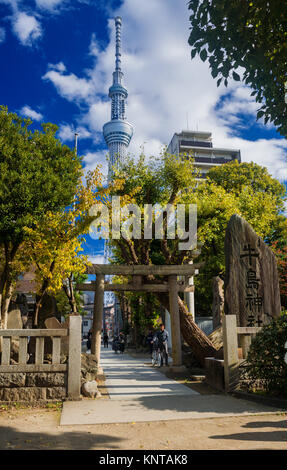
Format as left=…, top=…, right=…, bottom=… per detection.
left=92, top=274, right=104, bottom=368
left=223, top=315, right=239, bottom=392
left=68, top=315, right=82, bottom=400
left=168, top=275, right=182, bottom=367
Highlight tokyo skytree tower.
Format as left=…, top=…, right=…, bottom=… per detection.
left=103, top=17, right=133, bottom=177
left=103, top=17, right=133, bottom=310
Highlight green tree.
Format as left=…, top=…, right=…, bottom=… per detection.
left=188, top=0, right=287, bottom=136
left=243, top=313, right=287, bottom=395
left=104, top=155, right=286, bottom=363
left=0, top=106, right=82, bottom=329
left=104, top=152, right=217, bottom=364
left=23, top=167, right=106, bottom=326
left=188, top=161, right=286, bottom=314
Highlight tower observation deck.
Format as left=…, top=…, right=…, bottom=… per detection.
left=103, top=17, right=133, bottom=177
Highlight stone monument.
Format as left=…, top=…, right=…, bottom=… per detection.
left=225, top=214, right=281, bottom=355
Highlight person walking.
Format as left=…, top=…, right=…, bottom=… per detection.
left=87, top=329, right=92, bottom=353
left=146, top=330, right=154, bottom=355
left=156, top=323, right=169, bottom=367
left=112, top=335, right=119, bottom=353
left=103, top=333, right=109, bottom=348
left=119, top=332, right=125, bottom=354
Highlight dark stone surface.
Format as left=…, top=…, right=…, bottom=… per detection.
left=0, top=387, right=46, bottom=401
left=25, top=373, right=66, bottom=387
left=0, top=372, right=68, bottom=401
left=225, top=214, right=281, bottom=327
left=81, top=353, right=98, bottom=382
left=46, top=387, right=67, bottom=399
left=0, top=373, right=26, bottom=388
left=37, top=293, right=59, bottom=328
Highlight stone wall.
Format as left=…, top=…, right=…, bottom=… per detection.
left=0, top=372, right=67, bottom=402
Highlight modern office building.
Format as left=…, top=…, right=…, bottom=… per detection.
left=167, top=130, right=241, bottom=179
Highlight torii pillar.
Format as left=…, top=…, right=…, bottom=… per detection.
left=168, top=275, right=182, bottom=367
left=91, top=274, right=104, bottom=370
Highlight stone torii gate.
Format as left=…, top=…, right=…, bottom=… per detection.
left=77, top=264, right=201, bottom=369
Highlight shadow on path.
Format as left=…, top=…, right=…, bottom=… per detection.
left=210, top=430, right=287, bottom=442
left=210, top=419, right=287, bottom=442
left=0, top=425, right=124, bottom=450
left=242, top=419, right=287, bottom=429
left=130, top=394, right=281, bottom=416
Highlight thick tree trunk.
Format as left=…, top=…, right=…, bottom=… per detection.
left=34, top=261, right=56, bottom=327
left=157, top=292, right=217, bottom=366
left=1, top=281, right=14, bottom=330
left=0, top=243, right=17, bottom=351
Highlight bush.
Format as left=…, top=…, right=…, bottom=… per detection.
left=243, top=313, right=287, bottom=396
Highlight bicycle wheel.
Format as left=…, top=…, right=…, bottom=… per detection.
left=156, top=350, right=162, bottom=367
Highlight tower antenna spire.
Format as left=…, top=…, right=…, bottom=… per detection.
left=115, top=16, right=122, bottom=73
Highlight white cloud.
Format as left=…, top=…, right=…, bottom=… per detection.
left=48, top=61, right=66, bottom=72
left=0, top=27, right=6, bottom=43
left=58, top=123, right=92, bottom=142
left=83, top=150, right=109, bottom=178
left=35, top=0, right=66, bottom=11
left=0, top=0, right=67, bottom=46
left=41, top=0, right=287, bottom=183
left=43, top=69, right=93, bottom=102
left=88, top=254, right=105, bottom=264
left=12, top=12, right=42, bottom=45
left=20, top=105, right=43, bottom=121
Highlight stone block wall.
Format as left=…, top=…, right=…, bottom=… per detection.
left=0, top=372, right=67, bottom=402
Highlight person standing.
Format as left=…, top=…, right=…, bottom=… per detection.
left=156, top=323, right=169, bottom=367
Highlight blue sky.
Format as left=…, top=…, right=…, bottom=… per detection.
left=0, top=0, right=286, bottom=260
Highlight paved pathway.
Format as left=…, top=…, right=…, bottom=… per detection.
left=60, top=347, right=283, bottom=426
left=101, top=348, right=199, bottom=399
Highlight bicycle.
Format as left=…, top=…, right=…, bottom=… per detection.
left=151, top=347, right=162, bottom=367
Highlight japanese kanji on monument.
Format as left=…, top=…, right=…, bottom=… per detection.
left=224, top=214, right=281, bottom=328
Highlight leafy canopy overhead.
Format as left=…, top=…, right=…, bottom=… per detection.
left=188, top=0, right=287, bottom=136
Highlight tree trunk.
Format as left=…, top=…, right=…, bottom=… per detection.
left=1, top=281, right=14, bottom=330
left=0, top=242, right=19, bottom=328
left=68, top=275, right=77, bottom=313
left=34, top=261, right=56, bottom=327
left=157, top=292, right=217, bottom=366
left=34, top=292, right=45, bottom=327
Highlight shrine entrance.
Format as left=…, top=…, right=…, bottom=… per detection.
left=77, top=264, right=201, bottom=369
